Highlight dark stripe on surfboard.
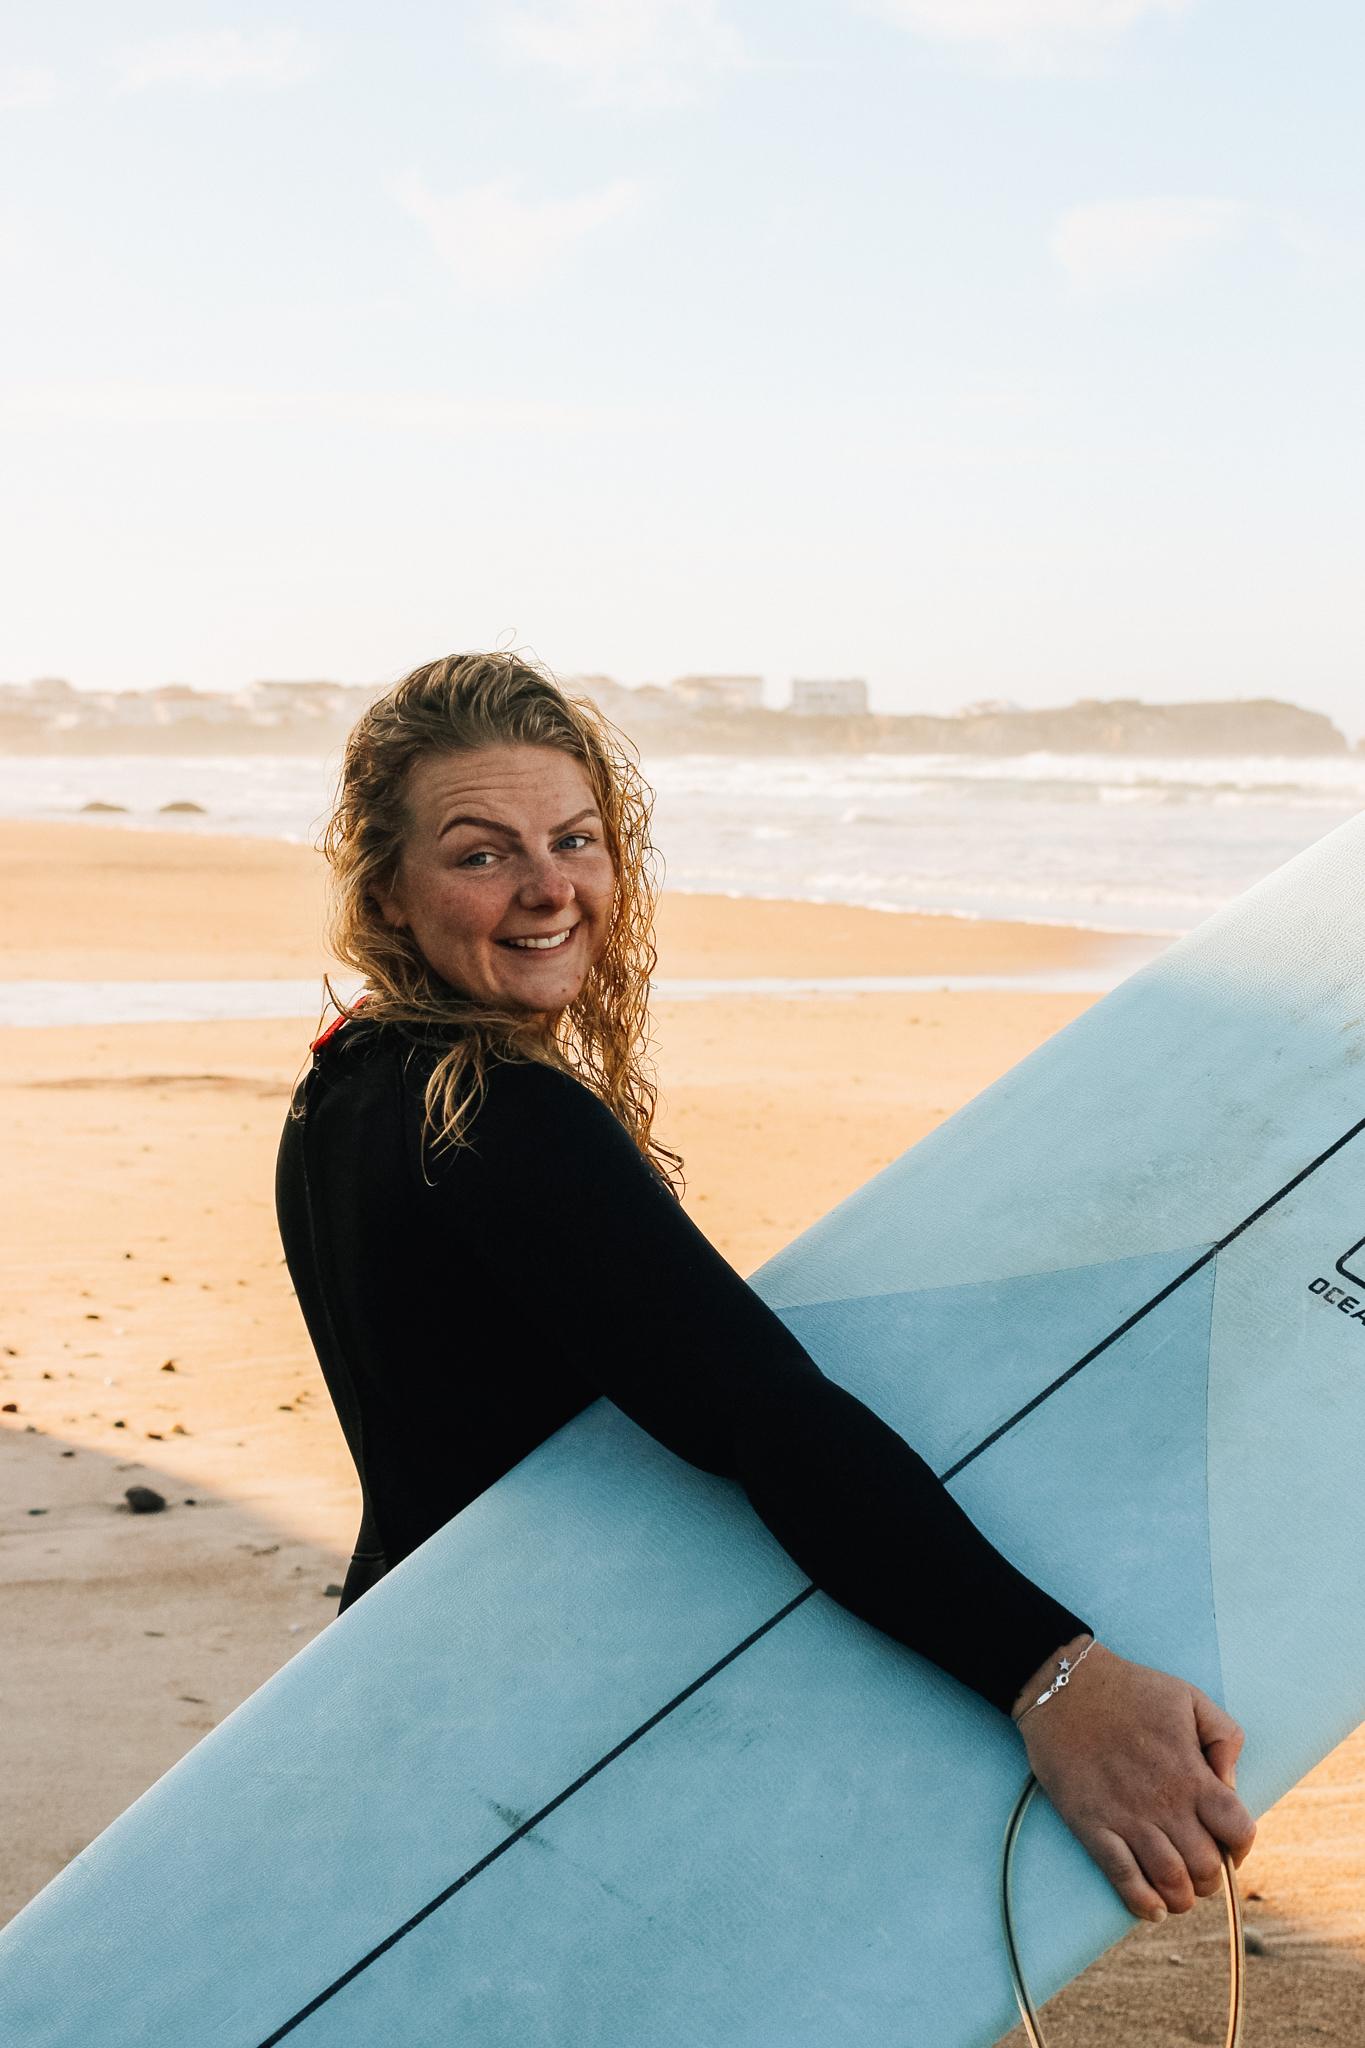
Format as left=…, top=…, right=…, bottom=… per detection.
left=256, top=1588, right=813, bottom=2047
left=943, top=1106, right=1365, bottom=1477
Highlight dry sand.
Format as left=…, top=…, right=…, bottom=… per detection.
left=1, top=818, right=1360, bottom=2043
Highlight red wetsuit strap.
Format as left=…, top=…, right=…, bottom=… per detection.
left=310, top=989, right=371, bottom=1054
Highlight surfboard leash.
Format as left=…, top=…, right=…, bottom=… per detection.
left=999, top=1774, right=1245, bottom=2048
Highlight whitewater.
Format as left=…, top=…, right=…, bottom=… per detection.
left=3, top=748, right=1364, bottom=937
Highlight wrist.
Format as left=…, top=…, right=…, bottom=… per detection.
left=1010, top=1630, right=1096, bottom=1724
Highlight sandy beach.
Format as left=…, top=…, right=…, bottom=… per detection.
left=2, top=818, right=1361, bottom=2042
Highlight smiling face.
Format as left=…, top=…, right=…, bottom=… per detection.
left=372, top=743, right=617, bottom=1015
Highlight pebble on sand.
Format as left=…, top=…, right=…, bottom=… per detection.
left=79, top=800, right=129, bottom=813
left=324, top=1583, right=344, bottom=1597
left=124, top=1485, right=167, bottom=1514
left=158, top=800, right=207, bottom=814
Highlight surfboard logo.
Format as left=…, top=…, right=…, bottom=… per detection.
left=1336, top=1236, right=1365, bottom=1289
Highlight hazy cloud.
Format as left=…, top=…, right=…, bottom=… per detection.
left=1051, top=196, right=1248, bottom=290
left=0, top=65, right=63, bottom=110
left=390, top=169, right=643, bottom=297
left=1267, top=205, right=1363, bottom=289
left=492, top=0, right=747, bottom=108
left=860, top=0, right=1193, bottom=73
left=110, top=27, right=316, bottom=95
left=1, top=383, right=657, bottom=434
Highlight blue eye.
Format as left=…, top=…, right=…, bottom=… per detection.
left=456, top=834, right=593, bottom=868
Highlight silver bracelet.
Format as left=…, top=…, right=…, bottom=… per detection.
left=1014, top=1636, right=1097, bottom=1724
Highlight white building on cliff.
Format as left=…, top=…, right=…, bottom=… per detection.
left=789, top=677, right=868, bottom=717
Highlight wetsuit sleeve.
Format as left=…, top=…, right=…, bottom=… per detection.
left=423, top=1057, right=1087, bottom=1718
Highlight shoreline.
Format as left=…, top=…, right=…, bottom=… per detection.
left=666, top=884, right=1182, bottom=942
left=9, top=808, right=1184, bottom=942
left=0, top=817, right=1164, bottom=985
left=1, top=972, right=1144, bottom=1031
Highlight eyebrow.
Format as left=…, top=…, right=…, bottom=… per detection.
left=436, top=806, right=600, bottom=842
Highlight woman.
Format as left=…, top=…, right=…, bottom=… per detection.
left=275, top=650, right=1255, bottom=1934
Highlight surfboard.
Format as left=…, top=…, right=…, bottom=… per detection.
left=4, top=811, right=1365, bottom=2047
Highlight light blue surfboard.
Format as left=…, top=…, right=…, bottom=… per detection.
left=4, top=812, right=1365, bottom=2046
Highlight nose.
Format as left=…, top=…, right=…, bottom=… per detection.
left=517, top=849, right=576, bottom=913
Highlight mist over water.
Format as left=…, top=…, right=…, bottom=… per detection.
left=4, top=750, right=1364, bottom=937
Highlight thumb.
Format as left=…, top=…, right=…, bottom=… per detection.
left=1193, top=1689, right=1244, bottom=1789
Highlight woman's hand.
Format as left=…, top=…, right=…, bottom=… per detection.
left=1012, top=1635, right=1257, bottom=1922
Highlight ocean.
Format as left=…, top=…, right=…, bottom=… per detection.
left=4, top=748, right=1364, bottom=938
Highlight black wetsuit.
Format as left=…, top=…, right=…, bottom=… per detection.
left=274, top=1014, right=1087, bottom=1718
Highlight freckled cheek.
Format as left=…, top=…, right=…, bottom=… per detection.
left=431, top=882, right=502, bottom=946
left=587, top=854, right=617, bottom=907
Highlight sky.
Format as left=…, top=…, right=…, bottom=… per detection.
left=3, top=1, right=1362, bottom=732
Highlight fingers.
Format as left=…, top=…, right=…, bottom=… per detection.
left=1127, top=1822, right=1204, bottom=1914
left=1202, top=1737, right=1240, bottom=1792
left=1191, top=1694, right=1256, bottom=1859
left=1090, top=1813, right=1235, bottom=1920
left=1159, top=1815, right=1228, bottom=1904
left=1193, top=1691, right=1245, bottom=1789
left=1085, top=1827, right=1171, bottom=1924
left=1196, top=1773, right=1258, bottom=1867
left=1093, top=1775, right=1256, bottom=1914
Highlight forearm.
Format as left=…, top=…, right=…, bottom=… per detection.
left=728, top=1369, right=1090, bottom=1717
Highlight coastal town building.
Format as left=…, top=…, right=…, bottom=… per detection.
left=145, top=683, right=241, bottom=725
left=562, top=674, right=656, bottom=722
left=239, top=680, right=369, bottom=725
left=789, top=677, right=868, bottom=717
left=669, top=675, right=765, bottom=714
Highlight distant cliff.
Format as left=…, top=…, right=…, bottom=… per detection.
left=0, top=689, right=1349, bottom=757
left=600, top=694, right=1350, bottom=758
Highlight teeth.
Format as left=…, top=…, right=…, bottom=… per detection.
left=503, top=928, right=574, bottom=950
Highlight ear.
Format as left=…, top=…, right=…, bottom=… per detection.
left=370, top=882, right=407, bottom=932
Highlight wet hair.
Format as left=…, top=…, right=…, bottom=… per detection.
left=300, top=649, right=683, bottom=1194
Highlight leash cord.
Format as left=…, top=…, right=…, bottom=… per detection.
left=1000, top=1774, right=1245, bottom=2048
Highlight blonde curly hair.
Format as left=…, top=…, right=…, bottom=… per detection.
left=301, top=650, right=683, bottom=1195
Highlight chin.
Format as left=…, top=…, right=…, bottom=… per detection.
left=495, top=980, right=589, bottom=1014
